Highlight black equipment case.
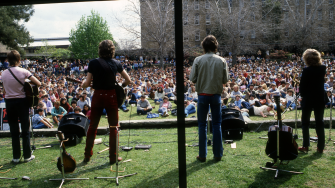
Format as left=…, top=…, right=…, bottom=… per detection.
left=221, top=108, right=245, bottom=140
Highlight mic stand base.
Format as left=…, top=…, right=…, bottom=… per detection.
left=260, top=166, right=303, bottom=179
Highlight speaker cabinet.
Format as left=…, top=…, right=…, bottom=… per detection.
left=58, top=114, right=89, bottom=138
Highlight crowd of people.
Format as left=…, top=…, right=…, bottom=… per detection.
left=1, top=48, right=335, bottom=130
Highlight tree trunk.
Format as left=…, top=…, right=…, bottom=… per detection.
left=232, top=45, right=237, bottom=66
left=160, top=55, right=164, bottom=69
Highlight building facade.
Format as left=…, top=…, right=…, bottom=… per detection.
left=140, top=0, right=335, bottom=57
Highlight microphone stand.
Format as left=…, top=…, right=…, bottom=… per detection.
left=294, top=82, right=299, bottom=139
left=95, top=126, right=137, bottom=186
left=23, top=115, right=52, bottom=154
left=260, top=95, right=303, bottom=179
left=49, top=135, right=89, bottom=188
left=329, top=95, right=333, bottom=142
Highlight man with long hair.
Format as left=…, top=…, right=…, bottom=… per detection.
left=82, top=40, right=131, bottom=164
left=190, top=35, right=229, bottom=162
left=299, top=49, right=326, bottom=153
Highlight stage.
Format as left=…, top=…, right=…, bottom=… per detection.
left=0, top=127, right=334, bottom=188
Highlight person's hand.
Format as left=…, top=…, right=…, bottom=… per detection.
left=263, top=115, right=267, bottom=118
left=59, top=115, right=63, bottom=118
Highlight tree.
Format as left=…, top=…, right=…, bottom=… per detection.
left=52, top=48, right=72, bottom=60
left=0, top=5, right=34, bottom=55
left=115, top=0, right=175, bottom=68
left=209, top=0, right=277, bottom=64
left=69, top=10, right=118, bottom=59
left=34, top=40, right=56, bottom=58
left=281, top=0, right=329, bottom=53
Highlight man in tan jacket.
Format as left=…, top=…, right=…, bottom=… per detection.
left=190, top=35, right=229, bottom=162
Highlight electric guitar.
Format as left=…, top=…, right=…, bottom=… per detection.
left=66, top=77, right=92, bottom=87
left=56, top=131, right=76, bottom=173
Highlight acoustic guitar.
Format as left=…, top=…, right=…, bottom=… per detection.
left=265, top=95, right=298, bottom=162
left=56, top=131, right=76, bottom=173
left=7, top=68, right=39, bottom=107
left=24, top=81, right=39, bottom=107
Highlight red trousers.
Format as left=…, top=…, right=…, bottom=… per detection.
left=84, top=89, right=119, bottom=162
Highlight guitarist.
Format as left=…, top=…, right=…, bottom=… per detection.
left=82, top=40, right=131, bottom=164
left=299, top=49, right=326, bottom=153
left=2, top=50, right=41, bottom=163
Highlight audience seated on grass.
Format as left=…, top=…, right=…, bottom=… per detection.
left=51, top=101, right=67, bottom=125
left=60, top=97, right=73, bottom=114
left=158, top=96, right=172, bottom=117
left=32, top=109, right=54, bottom=129
left=4, top=51, right=335, bottom=124
left=184, top=100, right=196, bottom=117
left=155, top=87, right=165, bottom=104
left=137, top=95, right=153, bottom=115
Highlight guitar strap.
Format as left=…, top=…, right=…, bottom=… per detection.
left=96, top=58, right=118, bottom=86
left=8, top=68, right=25, bottom=86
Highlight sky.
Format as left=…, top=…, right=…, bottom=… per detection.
left=24, top=0, right=137, bottom=47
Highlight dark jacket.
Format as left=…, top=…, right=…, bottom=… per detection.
left=299, top=65, right=326, bottom=108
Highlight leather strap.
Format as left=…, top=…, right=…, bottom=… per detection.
left=8, top=68, right=24, bottom=86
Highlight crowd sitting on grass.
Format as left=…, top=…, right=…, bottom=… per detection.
left=1, top=52, right=335, bottom=129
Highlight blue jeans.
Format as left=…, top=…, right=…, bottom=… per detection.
left=185, top=104, right=196, bottom=117
left=167, top=93, right=175, bottom=98
left=33, top=122, right=47, bottom=129
left=281, top=93, right=287, bottom=98
left=286, top=101, right=296, bottom=109
left=158, top=107, right=167, bottom=114
left=119, top=104, right=127, bottom=111
left=154, top=98, right=163, bottom=103
left=137, top=108, right=152, bottom=115
left=187, top=97, right=198, bottom=102
left=325, top=102, right=335, bottom=107
left=197, top=94, right=223, bottom=158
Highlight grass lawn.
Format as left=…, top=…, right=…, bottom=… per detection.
left=0, top=128, right=335, bottom=187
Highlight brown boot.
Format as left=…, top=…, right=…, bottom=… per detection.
left=298, top=146, right=308, bottom=152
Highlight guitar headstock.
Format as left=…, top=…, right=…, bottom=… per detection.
left=57, top=131, right=65, bottom=141
left=66, top=77, right=82, bottom=84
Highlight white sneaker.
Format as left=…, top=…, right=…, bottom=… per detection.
left=12, top=158, right=20, bottom=163
left=24, top=155, right=35, bottom=162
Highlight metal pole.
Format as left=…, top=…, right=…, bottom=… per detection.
left=174, top=0, right=187, bottom=187
left=330, top=96, right=332, bottom=141
left=295, top=84, right=298, bottom=136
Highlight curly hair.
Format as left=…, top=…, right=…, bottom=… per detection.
left=302, top=49, right=322, bottom=66
left=98, top=40, right=115, bottom=58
